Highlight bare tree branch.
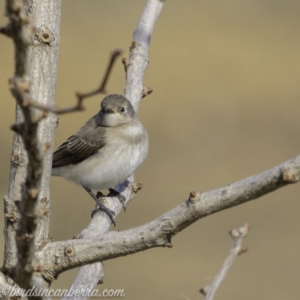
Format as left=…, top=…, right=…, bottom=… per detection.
left=124, top=0, right=165, bottom=110
left=5, top=0, right=43, bottom=289
left=0, top=23, right=12, bottom=37
left=19, top=48, right=123, bottom=115
left=60, top=181, right=142, bottom=299
left=3, top=0, right=298, bottom=299
left=200, top=224, right=249, bottom=300
left=39, top=155, right=299, bottom=280
left=75, top=49, right=123, bottom=102
left=62, top=0, right=165, bottom=298
left=4, top=0, right=61, bottom=295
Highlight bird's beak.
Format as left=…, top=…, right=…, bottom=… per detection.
left=105, top=108, right=115, bottom=114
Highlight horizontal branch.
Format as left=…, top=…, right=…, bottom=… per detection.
left=40, top=155, right=300, bottom=279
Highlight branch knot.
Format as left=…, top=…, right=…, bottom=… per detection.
left=34, top=27, right=55, bottom=46
left=282, top=169, right=300, bottom=183
left=160, top=219, right=175, bottom=234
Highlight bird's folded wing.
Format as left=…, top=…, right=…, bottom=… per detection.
left=52, top=135, right=105, bottom=167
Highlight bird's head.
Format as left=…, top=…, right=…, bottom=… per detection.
left=98, top=94, right=137, bottom=127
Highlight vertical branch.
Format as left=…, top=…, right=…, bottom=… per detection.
left=4, top=0, right=32, bottom=272
left=124, top=0, right=164, bottom=110
left=3, top=0, right=61, bottom=292
left=63, top=1, right=165, bottom=298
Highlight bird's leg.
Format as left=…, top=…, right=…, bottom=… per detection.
left=83, top=186, right=116, bottom=226
left=96, top=191, right=104, bottom=198
left=93, top=191, right=105, bottom=219
left=108, top=188, right=126, bottom=211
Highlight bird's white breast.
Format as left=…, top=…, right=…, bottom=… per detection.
left=53, top=121, right=148, bottom=191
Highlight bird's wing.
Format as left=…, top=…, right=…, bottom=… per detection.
left=52, top=116, right=106, bottom=168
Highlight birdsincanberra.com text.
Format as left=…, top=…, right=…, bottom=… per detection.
left=2, top=285, right=126, bottom=298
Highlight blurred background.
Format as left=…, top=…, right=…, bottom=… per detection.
left=1, top=0, right=300, bottom=299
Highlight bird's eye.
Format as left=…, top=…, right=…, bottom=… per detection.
left=120, top=107, right=126, bottom=113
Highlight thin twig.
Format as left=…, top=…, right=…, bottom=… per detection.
left=200, top=224, right=249, bottom=300
left=0, top=24, right=12, bottom=37
left=20, top=48, right=123, bottom=115
left=76, top=48, right=123, bottom=101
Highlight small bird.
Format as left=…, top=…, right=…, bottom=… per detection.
left=51, top=94, right=149, bottom=225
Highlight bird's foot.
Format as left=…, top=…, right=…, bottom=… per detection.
left=96, top=191, right=104, bottom=198
left=91, top=198, right=116, bottom=227
left=108, top=188, right=126, bottom=211
left=84, top=186, right=116, bottom=226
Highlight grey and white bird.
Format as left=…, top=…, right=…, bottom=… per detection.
left=52, top=94, right=149, bottom=225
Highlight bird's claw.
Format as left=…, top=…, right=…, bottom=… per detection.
left=108, top=188, right=126, bottom=211
left=91, top=201, right=116, bottom=227
left=96, top=191, right=104, bottom=199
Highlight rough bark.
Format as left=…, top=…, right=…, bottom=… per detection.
left=3, top=0, right=61, bottom=293
left=36, top=155, right=300, bottom=280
